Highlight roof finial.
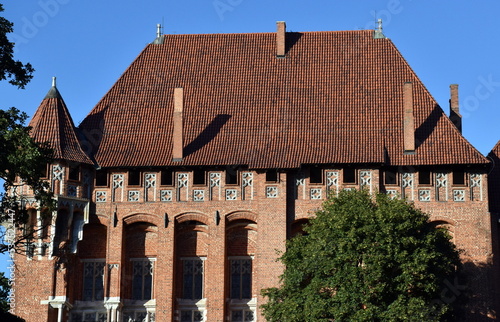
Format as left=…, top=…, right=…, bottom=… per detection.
left=156, top=23, right=162, bottom=38
left=373, top=18, right=386, bottom=39
left=152, top=23, right=165, bottom=44
left=377, top=19, right=382, bottom=33
left=52, top=76, right=56, bottom=88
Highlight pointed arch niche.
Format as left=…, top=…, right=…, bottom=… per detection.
left=174, top=213, right=209, bottom=322
left=226, top=215, right=257, bottom=322
left=122, top=219, right=158, bottom=321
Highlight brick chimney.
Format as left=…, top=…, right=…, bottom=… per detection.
left=403, top=82, right=415, bottom=153
left=276, top=21, right=286, bottom=58
left=172, top=88, right=183, bottom=162
left=449, top=84, right=462, bottom=133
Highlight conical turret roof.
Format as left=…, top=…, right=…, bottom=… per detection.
left=29, top=78, right=93, bottom=164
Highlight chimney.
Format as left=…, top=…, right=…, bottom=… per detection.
left=276, top=21, right=286, bottom=58
left=172, top=88, right=183, bottom=162
left=403, top=82, right=415, bottom=153
left=449, top=84, right=462, bottom=133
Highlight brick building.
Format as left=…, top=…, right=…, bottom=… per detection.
left=12, top=22, right=496, bottom=321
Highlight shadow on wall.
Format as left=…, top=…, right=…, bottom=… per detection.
left=454, top=261, right=498, bottom=321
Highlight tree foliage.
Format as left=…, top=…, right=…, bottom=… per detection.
left=261, top=190, right=462, bottom=321
left=0, top=3, right=54, bottom=254
left=0, top=4, right=34, bottom=89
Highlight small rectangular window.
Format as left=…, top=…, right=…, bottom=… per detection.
left=266, top=170, right=278, bottom=182
left=95, top=170, right=108, bottom=187
left=161, top=170, right=173, bottom=186
left=41, top=164, right=48, bottom=179
left=83, top=261, right=105, bottom=301
left=128, top=170, right=141, bottom=186
left=69, top=165, right=80, bottom=181
left=230, top=309, right=255, bottom=322
left=419, top=170, right=431, bottom=185
left=384, top=169, right=397, bottom=185
left=193, top=169, right=206, bottom=185
left=180, top=310, right=204, bottom=322
left=226, top=168, right=238, bottom=185
left=132, top=260, right=154, bottom=301
left=453, top=170, right=465, bottom=185
left=343, top=168, right=356, bottom=184
left=182, top=259, right=204, bottom=300
left=230, top=258, right=252, bottom=300
left=309, top=167, right=323, bottom=184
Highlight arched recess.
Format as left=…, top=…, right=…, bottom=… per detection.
left=174, top=215, right=209, bottom=320
left=122, top=220, right=158, bottom=322
left=123, top=213, right=162, bottom=228
left=430, top=220, right=455, bottom=241
left=76, top=223, right=108, bottom=302
left=291, top=218, right=310, bottom=238
left=226, top=218, right=257, bottom=320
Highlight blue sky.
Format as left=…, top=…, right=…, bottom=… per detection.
left=1, top=1, right=500, bottom=272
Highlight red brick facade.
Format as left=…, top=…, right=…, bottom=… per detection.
left=11, top=23, right=498, bottom=321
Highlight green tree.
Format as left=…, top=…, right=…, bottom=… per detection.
left=261, top=190, right=462, bottom=321
left=0, top=3, right=53, bottom=254
left=0, top=4, right=34, bottom=89
left=0, top=272, right=9, bottom=312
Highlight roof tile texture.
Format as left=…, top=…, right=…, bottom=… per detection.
left=29, top=87, right=93, bottom=164
left=78, top=30, right=487, bottom=168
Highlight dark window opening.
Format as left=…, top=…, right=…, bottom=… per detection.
left=309, top=167, right=323, bottom=184
left=132, top=260, right=153, bottom=300
left=343, top=168, right=356, bottom=184
left=128, top=170, right=141, bottom=186
left=41, top=164, right=48, bottom=178
left=226, top=168, right=238, bottom=185
left=193, top=169, right=206, bottom=185
left=453, top=170, right=465, bottom=185
left=95, top=170, right=108, bottom=187
left=266, top=170, right=278, bottom=182
left=384, top=169, right=397, bottom=185
left=419, top=170, right=431, bottom=185
left=182, top=259, right=204, bottom=300
left=69, top=165, right=80, bottom=181
left=161, top=170, right=174, bottom=186
left=83, top=262, right=105, bottom=301
left=230, top=258, right=252, bottom=300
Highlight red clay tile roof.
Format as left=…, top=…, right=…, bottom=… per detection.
left=79, top=29, right=488, bottom=168
left=29, top=85, right=93, bottom=164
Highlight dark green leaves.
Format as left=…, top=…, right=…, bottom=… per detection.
left=261, top=190, right=461, bottom=321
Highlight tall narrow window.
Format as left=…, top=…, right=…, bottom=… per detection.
left=419, top=170, right=431, bottom=185
left=69, top=164, right=80, bottom=181
left=343, top=168, right=356, bottom=184
left=309, top=167, right=322, bottom=184
left=384, top=169, right=397, bottom=185
left=182, top=258, right=204, bottom=300
left=230, top=258, right=252, bottom=300
left=132, top=259, right=154, bottom=300
left=226, top=168, right=238, bottom=185
left=161, top=169, right=174, bottom=186
left=453, top=170, right=465, bottom=185
left=128, top=170, right=141, bottom=186
left=95, top=169, right=108, bottom=187
left=83, top=261, right=105, bottom=301
left=193, top=169, right=206, bottom=185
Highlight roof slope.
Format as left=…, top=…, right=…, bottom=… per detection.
left=29, top=83, right=93, bottom=164
left=79, top=29, right=487, bottom=168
